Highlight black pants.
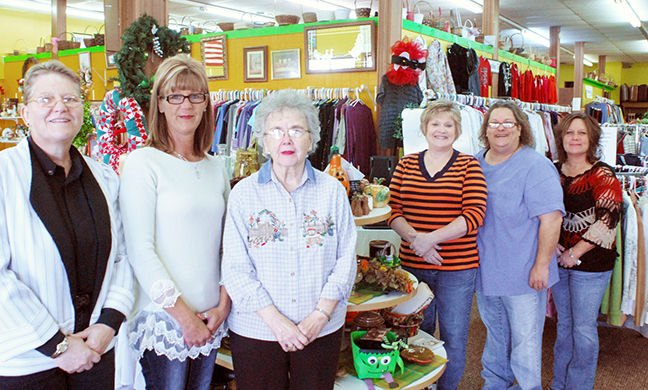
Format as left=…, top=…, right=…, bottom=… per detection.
left=230, top=327, right=343, bottom=390
left=0, top=349, right=114, bottom=390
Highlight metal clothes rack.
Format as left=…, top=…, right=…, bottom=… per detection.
left=427, top=90, right=571, bottom=112
left=209, top=85, right=378, bottom=110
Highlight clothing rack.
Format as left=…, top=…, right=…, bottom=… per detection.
left=305, top=85, right=377, bottom=110
left=594, top=95, right=616, bottom=105
left=209, top=85, right=378, bottom=110
left=615, top=165, right=648, bottom=175
left=427, top=90, right=571, bottom=112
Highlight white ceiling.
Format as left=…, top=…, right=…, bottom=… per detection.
left=12, top=0, right=648, bottom=64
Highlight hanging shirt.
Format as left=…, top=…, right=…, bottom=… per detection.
left=478, top=56, right=491, bottom=97
left=511, top=63, right=520, bottom=99
left=425, top=40, right=456, bottom=94
left=498, top=62, right=512, bottom=97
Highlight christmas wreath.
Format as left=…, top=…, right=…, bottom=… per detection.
left=98, top=14, right=189, bottom=172
left=114, top=13, right=191, bottom=109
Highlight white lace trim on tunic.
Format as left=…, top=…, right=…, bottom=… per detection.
left=150, top=279, right=181, bottom=308
left=128, top=310, right=226, bottom=362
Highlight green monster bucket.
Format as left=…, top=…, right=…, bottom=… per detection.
left=351, top=330, right=405, bottom=380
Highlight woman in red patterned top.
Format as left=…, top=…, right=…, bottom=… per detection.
left=388, top=99, right=487, bottom=390
left=552, top=113, right=622, bottom=390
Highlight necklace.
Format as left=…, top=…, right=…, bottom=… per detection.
left=173, top=151, right=200, bottom=178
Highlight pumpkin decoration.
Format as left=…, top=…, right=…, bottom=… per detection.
left=363, top=178, right=390, bottom=208
left=326, top=146, right=350, bottom=195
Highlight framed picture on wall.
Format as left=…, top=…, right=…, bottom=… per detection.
left=243, top=46, right=268, bottom=82
left=303, top=20, right=376, bottom=74
left=105, top=50, right=117, bottom=69
left=271, top=49, right=301, bottom=80
left=200, top=34, right=228, bottom=80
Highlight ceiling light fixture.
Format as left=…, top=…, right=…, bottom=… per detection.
left=458, top=0, right=484, bottom=14
left=573, top=56, right=594, bottom=67
left=0, top=0, right=104, bottom=21
left=171, top=0, right=274, bottom=20
left=286, top=0, right=344, bottom=11
left=615, top=0, right=642, bottom=28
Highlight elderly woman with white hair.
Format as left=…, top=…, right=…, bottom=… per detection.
left=222, top=89, right=357, bottom=390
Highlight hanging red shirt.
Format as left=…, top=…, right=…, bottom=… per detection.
left=479, top=56, right=492, bottom=97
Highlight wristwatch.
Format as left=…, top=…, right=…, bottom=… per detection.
left=51, top=336, right=69, bottom=359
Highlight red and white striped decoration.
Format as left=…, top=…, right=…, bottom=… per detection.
left=205, top=41, right=223, bottom=66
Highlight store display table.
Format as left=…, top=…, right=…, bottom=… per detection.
left=334, top=330, right=447, bottom=390
left=215, top=331, right=447, bottom=390
left=348, top=271, right=418, bottom=312
left=354, top=206, right=391, bottom=226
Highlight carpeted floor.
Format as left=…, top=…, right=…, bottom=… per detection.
left=456, top=296, right=648, bottom=390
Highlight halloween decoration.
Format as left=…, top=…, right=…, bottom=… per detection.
left=351, top=330, right=406, bottom=388
left=376, top=37, right=427, bottom=149
left=354, top=258, right=413, bottom=294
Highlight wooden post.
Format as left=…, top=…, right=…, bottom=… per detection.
left=376, top=0, right=402, bottom=156
left=483, top=0, right=499, bottom=97
left=51, top=0, right=67, bottom=59
left=598, top=55, right=606, bottom=76
left=549, top=26, right=560, bottom=95
left=574, top=42, right=585, bottom=111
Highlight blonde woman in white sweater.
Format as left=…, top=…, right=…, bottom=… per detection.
left=120, top=54, right=230, bottom=390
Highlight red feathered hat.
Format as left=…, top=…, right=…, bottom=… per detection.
left=386, top=36, right=428, bottom=86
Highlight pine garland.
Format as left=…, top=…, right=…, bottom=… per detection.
left=73, top=101, right=94, bottom=148
left=114, top=14, right=190, bottom=109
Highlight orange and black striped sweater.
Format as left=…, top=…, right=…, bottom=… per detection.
left=388, top=150, right=488, bottom=270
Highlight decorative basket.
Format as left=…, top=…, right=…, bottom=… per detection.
left=354, top=0, right=372, bottom=18
left=179, top=16, right=192, bottom=36
left=94, top=25, right=105, bottom=46
left=36, top=36, right=51, bottom=53
left=316, top=10, right=335, bottom=22
left=303, top=12, right=317, bottom=23
left=202, top=21, right=218, bottom=33
left=218, top=22, right=235, bottom=31
left=275, top=14, right=300, bottom=26
left=334, top=8, right=351, bottom=20
left=508, top=32, right=526, bottom=57
left=83, top=25, right=98, bottom=47
left=191, top=20, right=203, bottom=34
left=57, top=33, right=80, bottom=51
left=234, top=13, right=254, bottom=30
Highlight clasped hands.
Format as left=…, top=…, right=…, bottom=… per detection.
left=54, top=323, right=115, bottom=374
left=555, top=244, right=579, bottom=268
left=265, top=307, right=330, bottom=353
left=181, top=304, right=229, bottom=349
left=408, top=232, right=443, bottom=265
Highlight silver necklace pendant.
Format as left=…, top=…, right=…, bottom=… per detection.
left=174, top=151, right=200, bottom=178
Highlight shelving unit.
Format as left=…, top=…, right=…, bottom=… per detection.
left=583, top=77, right=617, bottom=92
left=0, top=116, right=25, bottom=151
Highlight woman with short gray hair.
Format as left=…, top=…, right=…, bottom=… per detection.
left=222, top=89, right=357, bottom=390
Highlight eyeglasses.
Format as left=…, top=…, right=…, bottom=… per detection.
left=27, top=96, right=83, bottom=108
left=164, top=93, right=208, bottom=105
left=487, top=122, right=517, bottom=129
left=264, top=128, right=308, bottom=140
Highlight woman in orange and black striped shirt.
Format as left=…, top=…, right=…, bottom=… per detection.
left=388, top=99, right=487, bottom=390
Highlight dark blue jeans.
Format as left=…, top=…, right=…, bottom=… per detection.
left=139, top=348, right=218, bottom=390
left=403, top=266, right=477, bottom=390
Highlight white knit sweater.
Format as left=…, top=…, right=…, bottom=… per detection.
left=120, top=147, right=230, bottom=360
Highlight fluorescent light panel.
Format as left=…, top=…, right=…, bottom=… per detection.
left=452, top=0, right=484, bottom=14
left=0, top=0, right=103, bottom=21
left=617, top=0, right=642, bottom=28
